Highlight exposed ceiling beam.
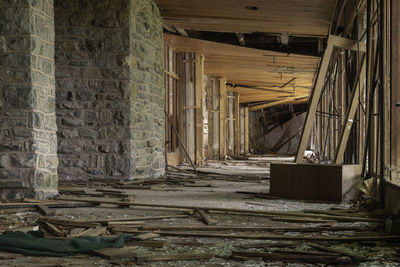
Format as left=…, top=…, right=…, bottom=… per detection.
left=249, top=97, right=307, bottom=111
left=175, top=26, right=188, bottom=37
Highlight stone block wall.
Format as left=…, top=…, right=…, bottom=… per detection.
left=55, top=0, right=165, bottom=180
left=129, top=0, right=165, bottom=177
left=0, top=0, right=58, bottom=199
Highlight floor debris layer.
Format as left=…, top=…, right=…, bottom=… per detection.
left=0, top=160, right=399, bottom=266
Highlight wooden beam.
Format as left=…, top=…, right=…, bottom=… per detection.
left=184, top=53, right=196, bottom=164
left=163, top=25, right=177, bottom=33
left=244, top=107, right=249, bottom=154
left=164, top=68, right=180, bottom=80
left=206, top=77, right=213, bottom=160
left=234, top=93, right=240, bottom=157
left=175, top=26, right=188, bottom=37
left=249, top=97, right=301, bottom=111
left=334, top=58, right=366, bottom=164
left=296, top=34, right=367, bottom=163
left=211, top=78, right=220, bottom=158
left=295, top=36, right=335, bottom=163
left=329, top=35, right=366, bottom=52
left=219, top=77, right=227, bottom=159
left=195, top=54, right=205, bottom=165
left=177, top=53, right=184, bottom=163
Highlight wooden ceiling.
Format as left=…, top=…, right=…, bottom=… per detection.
left=164, top=33, right=320, bottom=105
left=156, top=0, right=337, bottom=37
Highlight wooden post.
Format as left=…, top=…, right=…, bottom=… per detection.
left=195, top=54, right=205, bottom=165
left=206, top=76, right=213, bottom=159
left=234, top=93, right=240, bottom=157
left=212, top=78, right=220, bottom=158
left=219, top=77, right=227, bottom=159
left=383, top=0, right=391, bottom=180
left=177, top=53, right=184, bottom=163
left=184, top=53, right=196, bottom=164
left=227, top=93, right=234, bottom=156
left=240, top=107, right=245, bottom=155
left=244, top=107, right=249, bottom=155
left=335, top=58, right=366, bottom=164
left=392, top=0, right=400, bottom=182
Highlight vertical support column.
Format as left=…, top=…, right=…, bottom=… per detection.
left=228, top=93, right=234, bottom=155
left=244, top=107, right=249, bottom=155
left=0, top=0, right=58, bottom=199
left=219, top=77, right=227, bottom=159
left=392, top=0, right=400, bottom=182
left=234, top=93, right=240, bottom=157
left=195, top=54, right=204, bottom=165
left=206, top=76, right=213, bottom=159
left=212, top=78, right=220, bottom=159
left=184, top=53, right=196, bottom=164
left=177, top=53, right=184, bottom=162
left=382, top=0, right=391, bottom=180
left=240, top=107, right=245, bottom=155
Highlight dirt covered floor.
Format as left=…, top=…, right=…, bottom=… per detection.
left=0, top=157, right=399, bottom=266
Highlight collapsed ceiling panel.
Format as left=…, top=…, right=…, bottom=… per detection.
left=164, top=33, right=320, bottom=104
left=156, top=0, right=337, bottom=37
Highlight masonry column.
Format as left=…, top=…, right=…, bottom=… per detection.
left=0, top=0, right=58, bottom=199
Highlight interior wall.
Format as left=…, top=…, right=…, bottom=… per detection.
left=55, top=0, right=164, bottom=180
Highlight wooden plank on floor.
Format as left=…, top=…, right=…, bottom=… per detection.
left=136, top=253, right=213, bottom=262
left=93, top=246, right=138, bottom=260
left=196, top=208, right=217, bottom=225
left=37, top=204, right=56, bottom=216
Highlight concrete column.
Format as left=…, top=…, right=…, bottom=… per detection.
left=0, top=0, right=58, bottom=199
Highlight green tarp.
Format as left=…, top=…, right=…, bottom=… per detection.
left=0, top=231, right=132, bottom=257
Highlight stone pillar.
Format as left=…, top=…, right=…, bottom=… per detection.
left=129, top=0, right=165, bottom=177
left=0, top=0, right=58, bottom=199
left=55, top=0, right=165, bottom=181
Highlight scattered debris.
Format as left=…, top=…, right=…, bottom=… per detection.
left=0, top=166, right=398, bottom=265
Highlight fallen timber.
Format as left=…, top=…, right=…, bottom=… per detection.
left=55, top=197, right=390, bottom=223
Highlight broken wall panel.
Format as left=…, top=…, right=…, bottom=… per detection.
left=249, top=105, right=307, bottom=155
